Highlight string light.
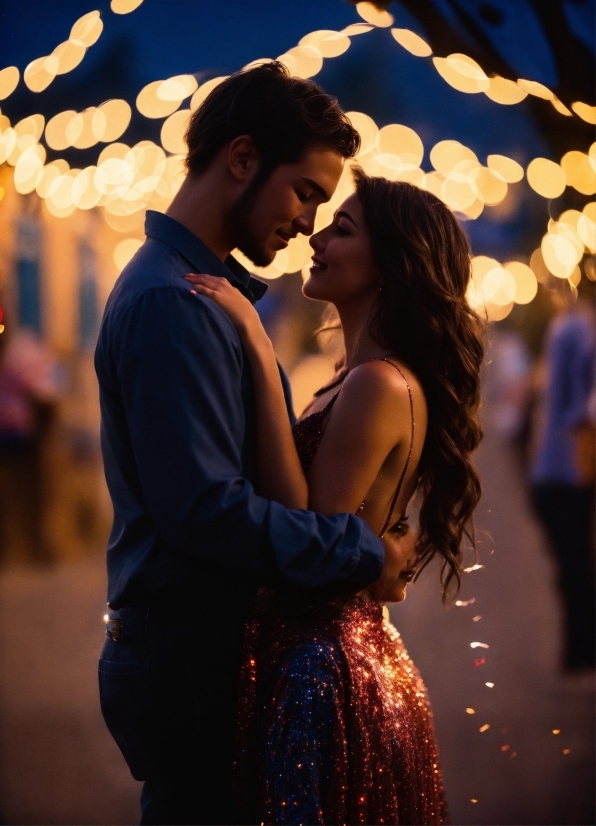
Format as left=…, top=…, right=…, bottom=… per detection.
left=571, top=102, right=596, bottom=124
left=0, top=67, right=20, bottom=100
left=111, top=0, right=144, bottom=13
left=387, top=26, right=593, bottom=124
left=0, top=10, right=592, bottom=316
left=517, top=78, right=554, bottom=100
left=299, top=30, right=351, bottom=58
left=355, top=2, right=394, bottom=27
left=390, top=28, right=432, bottom=57
left=23, top=11, right=103, bottom=94
left=484, top=76, right=528, bottom=105
left=433, top=54, right=489, bottom=94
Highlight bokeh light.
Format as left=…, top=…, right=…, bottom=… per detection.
left=15, top=114, right=45, bottom=141
left=433, top=54, right=489, bottom=94
left=578, top=203, right=596, bottom=252
left=517, top=78, right=554, bottom=100
left=571, top=102, right=596, bottom=124
left=430, top=140, right=478, bottom=173
left=551, top=97, right=572, bottom=117
left=299, top=30, right=351, bottom=58
left=190, top=77, right=229, bottom=111
left=504, top=261, right=538, bottom=304
left=487, top=155, right=524, bottom=183
left=0, top=66, right=20, bottom=100
left=356, top=2, right=394, bottom=27
left=111, top=0, right=145, bottom=12
left=526, top=158, right=566, bottom=199
left=70, top=11, right=103, bottom=47
left=390, top=28, right=432, bottom=57
left=379, top=124, right=424, bottom=166
left=45, top=110, right=77, bottom=150
left=347, top=111, right=379, bottom=155
left=471, top=166, right=508, bottom=205
left=53, top=40, right=87, bottom=75
left=24, top=55, right=59, bottom=93
left=560, top=150, right=596, bottom=196
left=277, top=45, right=324, bottom=79
left=484, top=76, right=528, bottom=105
left=137, top=81, right=183, bottom=119
left=161, top=109, right=191, bottom=155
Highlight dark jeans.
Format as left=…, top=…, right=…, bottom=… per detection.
left=532, top=482, right=595, bottom=670
left=99, top=620, right=244, bottom=825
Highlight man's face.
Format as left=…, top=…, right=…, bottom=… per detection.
left=229, top=147, right=345, bottom=268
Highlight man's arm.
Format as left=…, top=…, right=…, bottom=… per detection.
left=111, top=286, right=383, bottom=590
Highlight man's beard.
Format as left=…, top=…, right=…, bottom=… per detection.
left=227, top=164, right=276, bottom=268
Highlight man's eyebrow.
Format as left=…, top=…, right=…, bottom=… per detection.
left=334, top=209, right=359, bottom=228
left=301, top=177, right=331, bottom=201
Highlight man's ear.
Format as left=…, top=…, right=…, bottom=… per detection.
left=227, top=135, right=259, bottom=183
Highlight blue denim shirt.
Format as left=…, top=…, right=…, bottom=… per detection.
left=95, top=211, right=383, bottom=609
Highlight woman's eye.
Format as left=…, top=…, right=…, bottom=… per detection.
left=335, top=224, right=350, bottom=236
left=296, top=190, right=309, bottom=203
left=388, top=518, right=409, bottom=537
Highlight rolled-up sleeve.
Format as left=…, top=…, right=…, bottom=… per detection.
left=110, top=286, right=383, bottom=590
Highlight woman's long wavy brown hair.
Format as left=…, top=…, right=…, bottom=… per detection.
left=353, top=168, right=485, bottom=598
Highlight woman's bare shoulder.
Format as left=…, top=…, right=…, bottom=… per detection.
left=340, top=357, right=424, bottom=413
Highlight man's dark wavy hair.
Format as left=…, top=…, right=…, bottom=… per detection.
left=353, top=168, right=485, bottom=599
left=185, top=61, right=361, bottom=177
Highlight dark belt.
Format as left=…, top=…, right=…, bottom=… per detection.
left=104, top=596, right=217, bottom=645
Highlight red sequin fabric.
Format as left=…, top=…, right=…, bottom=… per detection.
left=234, top=388, right=448, bottom=825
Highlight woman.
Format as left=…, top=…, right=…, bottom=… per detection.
left=186, top=170, right=484, bottom=824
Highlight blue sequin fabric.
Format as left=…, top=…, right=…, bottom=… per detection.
left=234, top=392, right=448, bottom=824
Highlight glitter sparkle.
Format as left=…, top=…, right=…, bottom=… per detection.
left=236, top=590, right=448, bottom=824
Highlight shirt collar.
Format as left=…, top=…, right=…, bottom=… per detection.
left=144, top=210, right=268, bottom=303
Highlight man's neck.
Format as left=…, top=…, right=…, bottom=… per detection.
left=166, top=173, right=233, bottom=262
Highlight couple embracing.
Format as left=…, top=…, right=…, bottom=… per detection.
left=96, top=62, right=484, bottom=825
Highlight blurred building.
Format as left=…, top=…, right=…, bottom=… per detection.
left=0, top=169, right=118, bottom=564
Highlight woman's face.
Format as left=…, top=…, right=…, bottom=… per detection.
left=367, top=524, right=418, bottom=603
left=303, top=192, right=381, bottom=306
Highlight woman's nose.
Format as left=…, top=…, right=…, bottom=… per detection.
left=309, top=229, right=324, bottom=251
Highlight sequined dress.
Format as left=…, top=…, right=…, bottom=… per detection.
left=235, top=383, right=448, bottom=825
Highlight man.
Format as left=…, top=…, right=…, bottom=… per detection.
left=95, top=62, right=384, bottom=825
left=531, top=276, right=595, bottom=672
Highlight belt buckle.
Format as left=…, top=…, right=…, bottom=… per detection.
left=105, top=617, right=122, bottom=642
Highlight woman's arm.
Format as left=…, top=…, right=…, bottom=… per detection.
left=185, top=273, right=308, bottom=509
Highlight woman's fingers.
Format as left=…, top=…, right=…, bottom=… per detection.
left=185, top=273, right=226, bottom=289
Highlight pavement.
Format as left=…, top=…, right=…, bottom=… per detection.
left=0, top=428, right=593, bottom=825
left=392, top=429, right=595, bottom=826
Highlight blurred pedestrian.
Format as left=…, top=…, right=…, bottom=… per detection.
left=531, top=276, right=595, bottom=671
left=0, top=330, right=61, bottom=564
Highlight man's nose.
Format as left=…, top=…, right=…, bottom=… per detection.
left=294, top=204, right=317, bottom=237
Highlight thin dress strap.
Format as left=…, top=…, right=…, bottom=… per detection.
left=366, top=358, right=415, bottom=539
